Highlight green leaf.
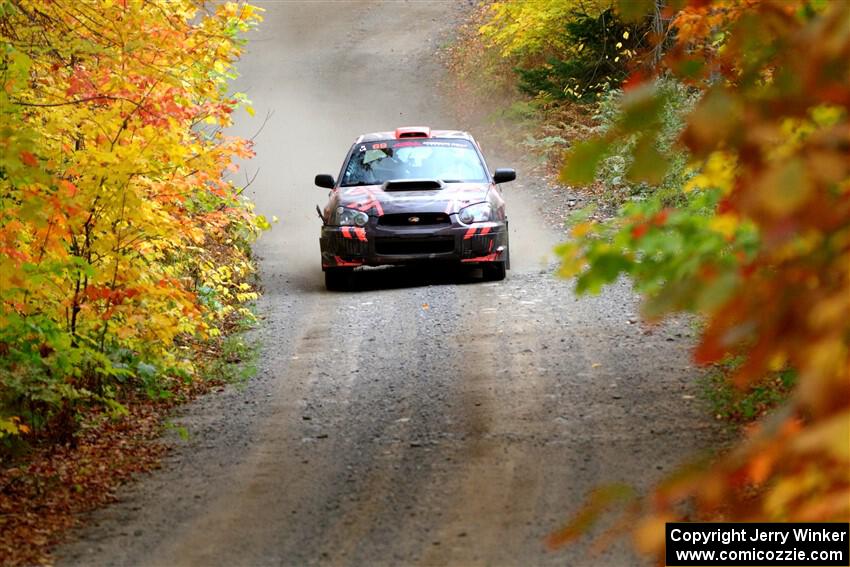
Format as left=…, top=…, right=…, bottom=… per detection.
left=619, top=85, right=666, bottom=132
left=675, top=57, right=705, bottom=79
left=136, top=362, right=158, bottom=379
left=685, top=88, right=743, bottom=153
left=627, top=135, right=668, bottom=184
left=560, top=138, right=611, bottom=186
left=576, top=252, right=632, bottom=294
left=615, top=0, right=655, bottom=23
left=696, top=272, right=739, bottom=311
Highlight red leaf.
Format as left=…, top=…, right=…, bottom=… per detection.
left=622, top=70, right=647, bottom=91
left=59, top=179, right=77, bottom=197
left=694, top=338, right=724, bottom=365
left=20, top=151, right=38, bottom=167
left=717, top=197, right=734, bottom=214
left=631, top=223, right=649, bottom=240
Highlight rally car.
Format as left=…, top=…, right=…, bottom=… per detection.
left=315, top=127, right=515, bottom=290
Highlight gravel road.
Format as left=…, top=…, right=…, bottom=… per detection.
left=56, top=2, right=719, bottom=566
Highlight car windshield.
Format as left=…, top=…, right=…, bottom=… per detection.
left=340, top=139, right=487, bottom=187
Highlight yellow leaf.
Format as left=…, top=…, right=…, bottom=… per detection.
left=756, top=158, right=813, bottom=217
left=768, top=352, right=787, bottom=371
left=571, top=221, right=593, bottom=238
left=708, top=213, right=739, bottom=239
left=683, top=152, right=736, bottom=194
left=792, top=411, right=850, bottom=461
left=632, top=515, right=672, bottom=555
left=808, top=294, right=850, bottom=330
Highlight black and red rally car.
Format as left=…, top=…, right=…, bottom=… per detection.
left=315, top=127, right=515, bottom=290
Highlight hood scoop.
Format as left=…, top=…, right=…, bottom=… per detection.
left=382, top=179, right=444, bottom=191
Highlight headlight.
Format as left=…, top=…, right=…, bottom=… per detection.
left=335, top=207, right=369, bottom=227
left=458, top=202, right=493, bottom=224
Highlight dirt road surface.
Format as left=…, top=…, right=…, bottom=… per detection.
left=56, top=2, right=719, bottom=566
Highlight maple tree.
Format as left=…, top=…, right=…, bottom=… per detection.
left=0, top=0, right=264, bottom=439
left=552, top=0, right=850, bottom=560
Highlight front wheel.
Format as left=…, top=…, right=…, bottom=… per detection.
left=482, top=262, right=506, bottom=281
left=324, top=268, right=352, bottom=291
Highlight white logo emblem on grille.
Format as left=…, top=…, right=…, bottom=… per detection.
left=408, top=216, right=420, bottom=223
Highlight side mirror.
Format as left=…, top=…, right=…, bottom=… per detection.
left=315, top=174, right=335, bottom=189
left=493, top=168, right=516, bottom=184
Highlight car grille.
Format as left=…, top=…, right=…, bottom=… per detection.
left=374, top=237, right=454, bottom=256
left=336, top=238, right=365, bottom=255
left=378, top=213, right=451, bottom=227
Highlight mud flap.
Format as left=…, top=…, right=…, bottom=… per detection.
left=505, top=219, right=511, bottom=270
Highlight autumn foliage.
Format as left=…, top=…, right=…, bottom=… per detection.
left=479, top=0, right=652, bottom=101
left=0, top=1, right=264, bottom=440
left=552, top=0, right=850, bottom=559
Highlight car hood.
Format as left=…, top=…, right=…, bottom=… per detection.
left=335, top=181, right=493, bottom=216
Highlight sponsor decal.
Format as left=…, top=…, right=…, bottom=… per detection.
left=422, top=141, right=470, bottom=148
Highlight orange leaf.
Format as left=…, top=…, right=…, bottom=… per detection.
left=19, top=151, right=38, bottom=167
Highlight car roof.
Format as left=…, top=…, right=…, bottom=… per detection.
left=354, top=129, right=475, bottom=144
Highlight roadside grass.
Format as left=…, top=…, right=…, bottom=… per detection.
left=204, top=322, right=260, bottom=389
left=700, top=359, right=797, bottom=426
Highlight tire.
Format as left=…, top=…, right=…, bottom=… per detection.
left=324, top=268, right=352, bottom=291
left=482, top=262, right=506, bottom=281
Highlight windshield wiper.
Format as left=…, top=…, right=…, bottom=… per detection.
left=341, top=181, right=378, bottom=187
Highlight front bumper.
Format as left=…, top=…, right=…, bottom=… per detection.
left=320, top=221, right=508, bottom=269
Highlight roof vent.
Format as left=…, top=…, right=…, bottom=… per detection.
left=395, top=126, right=431, bottom=139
